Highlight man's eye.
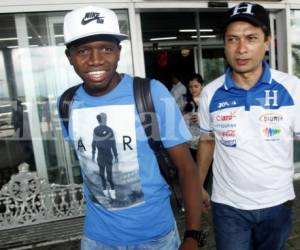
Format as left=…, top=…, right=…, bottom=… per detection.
left=227, top=37, right=237, bottom=43
left=248, top=36, right=258, bottom=42
left=78, top=49, right=89, bottom=54
left=104, top=47, right=113, bottom=52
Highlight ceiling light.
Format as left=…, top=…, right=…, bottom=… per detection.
left=191, top=35, right=216, bottom=38
left=150, top=36, right=177, bottom=41
left=6, top=44, right=39, bottom=49
left=6, top=45, right=19, bottom=49
left=0, top=36, right=33, bottom=41
left=0, top=37, right=18, bottom=41
left=179, top=29, right=213, bottom=33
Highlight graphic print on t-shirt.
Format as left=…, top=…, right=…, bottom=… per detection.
left=72, top=105, right=144, bottom=210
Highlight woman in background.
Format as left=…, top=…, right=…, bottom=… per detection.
left=183, top=73, right=203, bottom=160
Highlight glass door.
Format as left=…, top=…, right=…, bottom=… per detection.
left=13, top=12, right=77, bottom=184
left=141, top=11, right=226, bottom=87
left=46, top=15, right=82, bottom=184
left=0, top=14, right=39, bottom=188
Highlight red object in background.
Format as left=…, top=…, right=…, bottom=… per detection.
left=157, top=51, right=168, bottom=68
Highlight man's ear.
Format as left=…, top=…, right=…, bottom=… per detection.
left=65, top=48, right=73, bottom=65
left=65, top=48, right=70, bottom=57
left=265, top=35, right=272, bottom=51
left=117, top=45, right=122, bottom=60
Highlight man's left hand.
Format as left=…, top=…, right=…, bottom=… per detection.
left=180, top=238, right=199, bottom=250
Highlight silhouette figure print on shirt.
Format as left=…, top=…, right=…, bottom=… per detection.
left=92, top=112, right=118, bottom=199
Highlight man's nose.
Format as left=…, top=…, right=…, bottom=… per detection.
left=237, top=39, right=247, bottom=53
left=88, top=49, right=104, bottom=65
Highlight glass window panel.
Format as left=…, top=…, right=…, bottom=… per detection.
left=291, top=10, right=300, bottom=78
left=0, top=15, right=36, bottom=188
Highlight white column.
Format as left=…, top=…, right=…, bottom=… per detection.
left=128, top=3, right=146, bottom=77
left=15, top=14, right=48, bottom=181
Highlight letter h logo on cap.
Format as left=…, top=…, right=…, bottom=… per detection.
left=222, top=2, right=271, bottom=37
left=231, top=3, right=254, bottom=17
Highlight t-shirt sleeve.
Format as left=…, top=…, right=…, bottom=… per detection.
left=150, top=79, right=191, bottom=148
left=198, top=87, right=212, bottom=134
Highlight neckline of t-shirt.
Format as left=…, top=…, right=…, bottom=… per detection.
left=78, top=73, right=129, bottom=101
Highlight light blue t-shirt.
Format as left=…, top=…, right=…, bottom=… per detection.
left=62, top=74, right=191, bottom=245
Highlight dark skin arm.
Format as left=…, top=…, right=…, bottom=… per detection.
left=197, top=133, right=215, bottom=213
left=167, top=143, right=202, bottom=250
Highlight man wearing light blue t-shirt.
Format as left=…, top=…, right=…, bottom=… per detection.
left=197, top=2, right=300, bottom=250
left=60, top=5, right=202, bottom=250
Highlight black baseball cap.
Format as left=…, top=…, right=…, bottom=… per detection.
left=222, top=2, right=270, bottom=36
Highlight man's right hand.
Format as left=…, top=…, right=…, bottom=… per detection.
left=202, top=188, right=210, bottom=213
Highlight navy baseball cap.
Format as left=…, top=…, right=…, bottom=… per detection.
left=222, top=2, right=270, bottom=35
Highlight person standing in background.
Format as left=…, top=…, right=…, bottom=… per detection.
left=183, top=73, right=203, bottom=160
left=198, top=2, right=300, bottom=250
left=170, top=71, right=187, bottom=111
